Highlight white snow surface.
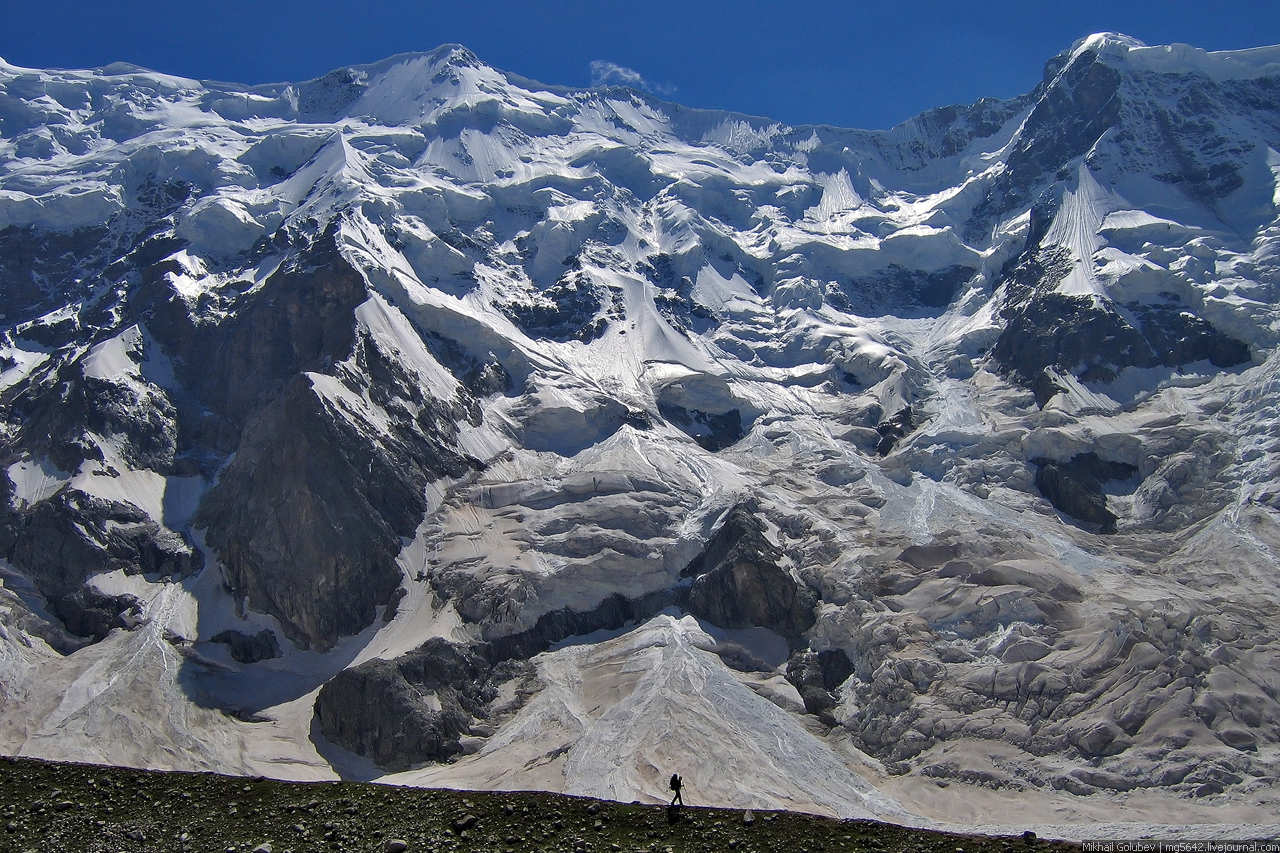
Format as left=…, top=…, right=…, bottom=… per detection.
left=1, top=33, right=1280, bottom=837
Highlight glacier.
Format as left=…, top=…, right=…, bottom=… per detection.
left=0, top=34, right=1279, bottom=838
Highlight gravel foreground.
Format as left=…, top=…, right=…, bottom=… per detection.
left=0, top=755, right=1081, bottom=853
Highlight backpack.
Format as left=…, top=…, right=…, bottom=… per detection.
left=670, top=774, right=679, bottom=790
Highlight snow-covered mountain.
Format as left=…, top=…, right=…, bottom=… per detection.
left=2, top=34, right=1280, bottom=835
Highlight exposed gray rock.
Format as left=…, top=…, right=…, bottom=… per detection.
left=827, top=264, right=976, bottom=317
left=197, top=366, right=477, bottom=649
left=993, top=246, right=1250, bottom=399
left=209, top=629, right=281, bottom=664
left=680, top=506, right=817, bottom=639
left=875, top=408, right=916, bottom=456
left=970, top=50, right=1123, bottom=239
left=0, top=224, right=112, bottom=325
left=481, top=591, right=674, bottom=663
left=133, top=225, right=366, bottom=428
left=314, top=638, right=498, bottom=771
left=8, top=358, right=178, bottom=475
left=657, top=402, right=744, bottom=451
left=0, top=487, right=199, bottom=647
left=1032, top=452, right=1139, bottom=533
left=498, top=268, right=618, bottom=343
left=785, top=649, right=855, bottom=725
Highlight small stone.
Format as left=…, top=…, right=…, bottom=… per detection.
left=385, top=840, right=409, bottom=853
left=742, top=810, right=755, bottom=825
left=452, top=814, right=478, bottom=832
left=586, top=802, right=601, bottom=815
left=1023, top=831, right=1037, bottom=843
left=251, top=844, right=273, bottom=853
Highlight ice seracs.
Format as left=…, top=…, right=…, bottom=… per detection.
left=0, top=33, right=1279, bottom=837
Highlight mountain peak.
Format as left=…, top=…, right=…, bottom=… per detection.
left=3, top=34, right=1280, bottom=834
left=1068, top=31, right=1280, bottom=81
left=1071, top=31, right=1148, bottom=55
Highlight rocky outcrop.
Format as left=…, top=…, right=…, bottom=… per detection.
left=209, top=629, right=281, bottom=664
left=993, top=250, right=1250, bottom=393
left=124, top=224, right=486, bottom=650
left=681, top=506, right=817, bottom=640
left=970, top=50, right=1123, bottom=239
left=1032, top=452, right=1139, bottom=533
left=657, top=402, right=744, bottom=451
left=0, top=487, right=199, bottom=647
left=827, top=265, right=975, bottom=317
left=6, top=353, right=179, bottom=476
left=482, top=591, right=674, bottom=663
left=314, top=638, right=498, bottom=771
left=133, top=226, right=367, bottom=429
left=499, top=269, right=619, bottom=343
left=875, top=408, right=915, bottom=456
left=785, top=649, right=855, bottom=726
left=0, top=224, right=112, bottom=325
left=197, top=364, right=478, bottom=649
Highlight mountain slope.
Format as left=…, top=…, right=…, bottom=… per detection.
left=1, top=35, right=1279, bottom=832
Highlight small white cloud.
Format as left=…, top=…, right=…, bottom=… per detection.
left=589, top=60, right=674, bottom=95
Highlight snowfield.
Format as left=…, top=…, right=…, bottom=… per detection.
left=1, top=34, right=1280, bottom=838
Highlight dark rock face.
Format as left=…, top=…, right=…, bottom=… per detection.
left=786, top=649, right=855, bottom=725
left=875, top=408, right=915, bottom=456
left=970, top=51, right=1123, bottom=238
left=993, top=248, right=1251, bottom=392
left=1131, top=301, right=1252, bottom=370
left=133, top=226, right=483, bottom=650
left=209, top=629, right=281, bottom=664
left=482, top=591, right=675, bottom=663
left=681, top=506, right=817, bottom=640
left=298, top=68, right=369, bottom=120
left=1033, top=452, right=1140, bottom=533
left=0, top=487, right=199, bottom=646
left=638, top=253, right=715, bottom=333
left=314, top=638, right=497, bottom=771
left=6, top=352, right=179, bottom=476
left=876, top=96, right=1032, bottom=169
left=1107, top=72, right=1279, bottom=209
left=0, top=225, right=111, bottom=324
left=828, top=265, right=976, bottom=317
left=657, top=402, right=744, bottom=452
left=499, top=270, right=617, bottom=343
left=197, top=365, right=477, bottom=649
left=134, top=227, right=367, bottom=428
left=48, top=586, right=143, bottom=648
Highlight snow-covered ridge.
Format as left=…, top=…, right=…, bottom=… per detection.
left=1, top=34, right=1280, bottom=835
left=1077, top=31, right=1280, bottom=81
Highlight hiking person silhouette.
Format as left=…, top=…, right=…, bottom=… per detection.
left=669, top=772, right=683, bottom=806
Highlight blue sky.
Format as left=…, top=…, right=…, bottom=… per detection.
left=3, top=1, right=1279, bottom=130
